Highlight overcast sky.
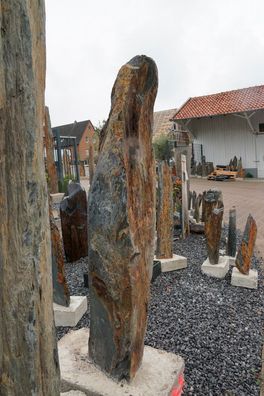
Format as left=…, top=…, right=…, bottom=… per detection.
left=45, top=0, right=264, bottom=127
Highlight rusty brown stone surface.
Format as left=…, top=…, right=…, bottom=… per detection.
left=60, top=182, right=88, bottom=262
left=50, top=204, right=70, bottom=307
left=235, top=214, right=257, bottom=274
left=0, top=2, right=60, bottom=394
left=156, top=161, right=173, bottom=259
left=88, top=55, right=158, bottom=381
left=204, top=190, right=224, bottom=264
left=44, top=106, right=58, bottom=193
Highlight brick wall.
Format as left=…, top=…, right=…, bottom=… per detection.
left=78, top=121, right=95, bottom=161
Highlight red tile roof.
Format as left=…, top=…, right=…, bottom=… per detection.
left=173, top=85, right=264, bottom=120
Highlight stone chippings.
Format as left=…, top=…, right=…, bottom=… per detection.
left=57, top=229, right=264, bottom=395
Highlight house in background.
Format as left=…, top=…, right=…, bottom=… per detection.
left=52, top=119, right=95, bottom=162
left=173, top=85, right=264, bottom=178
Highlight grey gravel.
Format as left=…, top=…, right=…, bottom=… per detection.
left=57, top=228, right=264, bottom=395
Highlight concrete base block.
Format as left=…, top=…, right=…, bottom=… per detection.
left=231, top=267, right=258, bottom=289
left=157, top=254, right=187, bottom=272
left=227, top=254, right=237, bottom=266
left=59, top=328, right=185, bottom=396
left=201, top=256, right=229, bottom=279
left=50, top=192, right=64, bottom=205
left=61, top=391, right=86, bottom=396
left=54, top=296, right=87, bottom=327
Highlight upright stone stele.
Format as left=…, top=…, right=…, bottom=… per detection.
left=235, top=214, right=257, bottom=275
left=44, top=106, right=59, bottom=193
left=226, top=207, right=237, bottom=258
left=0, top=1, right=60, bottom=394
left=60, top=182, right=88, bottom=262
left=50, top=204, right=70, bottom=307
left=88, top=55, right=157, bottom=381
left=156, top=161, right=173, bottom=259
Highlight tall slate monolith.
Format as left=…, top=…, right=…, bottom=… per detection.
left=156, top=161, right=173, bottom=259
left=226, top=207, right=237, bottom=257
left=235, top=214, right=257, bottom=274
left=204, top=190, right=224, bottom=264
left=88, top=55, right=158, bottom=381
left=0, top=2, right=60, bottom=394
left=44, top=106, right=58, bottom=193
left=60, top=182, right=88, bottom=262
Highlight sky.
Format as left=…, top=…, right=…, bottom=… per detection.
left=45, top=0, right=264, bottom=127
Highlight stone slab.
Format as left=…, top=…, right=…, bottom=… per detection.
left=50, top=192, right=65, bottom=205
left=54, top=296, right=87, bottom=327
left=231, top=267, right=258, bottom=289
left=227, top=254, right=237, bottom=266
left=59, top=328, right=185, bottom=396
left=156, top=254, right=187, bottom=273
left=61, top=392, right=86, bottom=396
left=201, top=256, right=229, bottom=279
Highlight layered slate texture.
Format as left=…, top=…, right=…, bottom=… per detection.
left=50, top=205, right=70, bottom=307
left=0, top=1, right=60, bottom=394
left=156, top=161, right=173, bottom=259
left=204, top=189, right=224, bottom=264
left=235, top=214, right=257, bottom=275
left=60, top=182, right=88, bottom=262
left=88, top=55, right=158, bottom=381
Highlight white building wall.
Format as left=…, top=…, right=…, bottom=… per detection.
left=189, top=110, right=264, bottom=178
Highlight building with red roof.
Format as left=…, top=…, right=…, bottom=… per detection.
left=172, top=85, right=264, bottom=178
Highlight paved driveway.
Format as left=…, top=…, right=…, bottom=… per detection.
left=190, top=178, right=264, bottom=259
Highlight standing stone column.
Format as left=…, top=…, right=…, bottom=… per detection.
left=88, top=55, right=158, bottom=381
left=235, top=214, right=257, bottom=274
left=226, top=207, right=237, bottom=257
left=204, top=190, right=224, bottom=264
left=44, top=106, right=58, bottom=193
left=60, top=182, right=88, bottom=262
left=0, top=2, right=60, bottom=395
left=88, top=129, right=95, bottom=184
left=181, top=154, right=190, bottom=238
left=156, top=161, right=173, bottom=259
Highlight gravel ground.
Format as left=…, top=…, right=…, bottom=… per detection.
left=57, top=229, right=264, bottom=395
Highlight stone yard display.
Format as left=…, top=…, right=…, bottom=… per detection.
left=88, top=55, right=158, bottom=381
left=231, top=214, right=258, bottom=289
left=156, top=161, right=187, bottom=272
left=202, top=189, right=229, bottom=278
left=0, top=1, right=60, bottom=394
left=60, top=182, right=88, bottom=262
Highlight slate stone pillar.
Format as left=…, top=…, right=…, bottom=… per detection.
left=88, top=55, right=158, bottom=381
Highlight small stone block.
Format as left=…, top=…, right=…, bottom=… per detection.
left=151, top=260, right=161, bottom=283
left=231, top=267, right=258, bottom=289
left=61, top=392, right=86, bottom=396
left=58, top=328, right=185, bottom=396
left=50, top=192, right=64, bottom=205
left=201, top=256, right=229, bottom=279
left=53, top=296, right=87, bottom=327
left=159, top=254, right=187, bottom=272
left=227, top=254, right=237, bottom=266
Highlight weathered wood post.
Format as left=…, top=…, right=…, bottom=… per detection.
left=44, top=106, right=59, bottom=193
left=156, top=161, right=173, bottom=259
left=181, top=154, right=190, bottom=238
left=0, top=1, right=60, bottom=394
left=88, top=55, right=157, bottom=381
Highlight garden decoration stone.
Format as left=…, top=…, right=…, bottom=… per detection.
left=188, top=190, right=193, bottom=210
left=88, top=55, right=157, bottom=381
left=226, top=207, right=237, bottom=265
left=193, top=193, right=202, bottom=223
left=0, top=2, right=60, bottom=394
left=50, top=205, right=70, bottom=307
left=156, top=161, right=173, bottom=259
left=44, top=106, right=58, bottom=193
left=235, top=214, right=257, bottom=275
left=60, top=182, right=88, bottom=262
left=181, top=154, right=190, bottom=238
